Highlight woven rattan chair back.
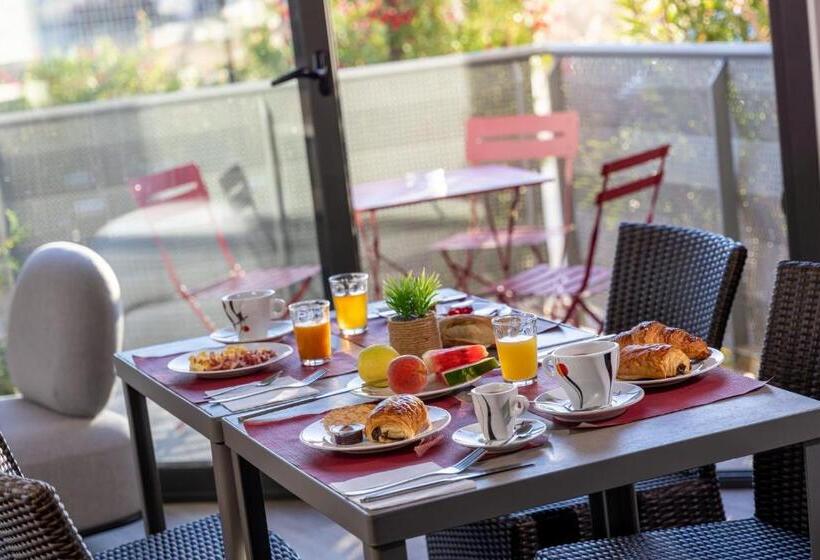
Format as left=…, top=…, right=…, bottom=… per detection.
left=0, top=434, right=21, bottom=478
left=0, top=475, right=90, bottom=559
left=753, top=261, right=820, bottom=536
left=604, top=222, right=747, bottom=348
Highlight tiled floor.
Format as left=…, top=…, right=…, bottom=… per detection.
left=84, top=490, right=753, bottom=559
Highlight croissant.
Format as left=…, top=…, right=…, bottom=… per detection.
left=365, top=395, right=429, bottom=442
left=618, top=344, right=691, bottom=380
left=615, top=321, right=710, bottom=361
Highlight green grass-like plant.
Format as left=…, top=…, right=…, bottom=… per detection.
left=383, top=270, right=441, bottom=321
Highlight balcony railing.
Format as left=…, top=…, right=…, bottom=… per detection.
left=0, top=42, right=781, bottom=462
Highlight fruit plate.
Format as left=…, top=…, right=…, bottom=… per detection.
left=167, top=342, right=293, bottom=379
left=618, top=347, right=724, bottom=388
left=346, top=375, right=481, bottom=401
left=299, top=405, right=451, bottom=454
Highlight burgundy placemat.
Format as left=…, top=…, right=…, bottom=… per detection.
left=133, top=349, right=357, bottom=405
left=582, top=368, right=766, bottom=428
left=241, top=368, right=764, bottom=484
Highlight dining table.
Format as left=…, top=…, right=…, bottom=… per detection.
left=114, top=296, right=820, bottom=560
left=351, top=165, right=554, bottom=296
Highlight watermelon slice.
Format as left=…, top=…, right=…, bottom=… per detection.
left=440, top=357, right=499, bottom=386
left=423, top=345, right=489, bottom=375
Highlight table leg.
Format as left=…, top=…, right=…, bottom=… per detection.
left=232, top=452, right=272, bottom=560
left=805, top=438, right=820, bottom=559
left=211, top=443, right=246, bottom=560
left=588, top=484, right=640, bottom=538
left=122, top=382, right=165, bottom=534
left=362, top=541, right=408, bottom=560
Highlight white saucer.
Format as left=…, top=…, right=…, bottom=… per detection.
left=210, top=321, right=293, bottom=344
left=531, top=382, right=645, bottom=423
left=452, top=419, right=547, bottom=452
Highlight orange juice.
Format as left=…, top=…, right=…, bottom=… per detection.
left=496, top=334, right=538, bottom=383
left=293, top=320, right=332, bottom=364
left=333, top=292, right=368, bottom=334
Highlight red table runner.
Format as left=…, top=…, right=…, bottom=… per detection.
left=133, top=346, right=357, bottom=404
left=242, top=368, right=764, bottom=485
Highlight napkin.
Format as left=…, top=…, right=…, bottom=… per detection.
left=206, top=376, right=319, bottom=413
left=331, top=462, right=476, bottom=511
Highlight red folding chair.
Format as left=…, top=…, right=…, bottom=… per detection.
left=433, top=112, right=580, bottom=292
left=497, top=145, right=671, bottom=330
left=129, top=163, right=318, bottom=330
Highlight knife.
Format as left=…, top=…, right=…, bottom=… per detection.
left=238, top=385, right=359, bottom=423
left=359, top=462, right=535, bottom=503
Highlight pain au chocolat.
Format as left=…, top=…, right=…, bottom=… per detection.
left=364, top=394, right=429, bottom=442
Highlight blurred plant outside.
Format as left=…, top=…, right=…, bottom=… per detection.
left=6, top=0, right=770, bottom=112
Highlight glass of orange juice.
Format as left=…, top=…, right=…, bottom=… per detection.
left=289, top=300, right=332, bottom=366
left=492, top=313, right=538, bottom=386
left=329, top=273, right=368, bottom=335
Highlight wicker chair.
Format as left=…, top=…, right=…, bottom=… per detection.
left=536, top=259, right=820, bottom=559
left=426, top=222, right=747, bottom=560
left=0, top=434, right=299, bottom=560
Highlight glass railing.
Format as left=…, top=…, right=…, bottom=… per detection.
left=0, top=42, right=780, bottom=463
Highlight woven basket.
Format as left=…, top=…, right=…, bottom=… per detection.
left=388, top=312, right=442, bottom=356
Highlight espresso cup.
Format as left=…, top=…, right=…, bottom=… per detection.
left=470, top=382, right=530, bottom=441
left=548, top=340, right=619, bottom=410
left=222, top=290, right=286, bottom=342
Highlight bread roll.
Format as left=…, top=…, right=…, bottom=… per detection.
left=365, top=395, right=429, bottom=442
left=439, top=315, right=494, bottom=347
left=618, top=344, right=691, bottom=380
left=615, top=321, right=710, bottom=361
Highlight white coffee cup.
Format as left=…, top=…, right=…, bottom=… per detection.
left=470, top=383, right=530, bottom=441
left=548, top=340, right=619, bottom=410
left=222, top=290, right=287, bottom=342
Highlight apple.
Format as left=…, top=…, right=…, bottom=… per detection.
left=387, top=355, right=429, bottom=394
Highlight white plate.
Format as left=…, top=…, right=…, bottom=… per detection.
left=452, top=419, right=547, bottom=452
left=531, top=382, right=645, bottom=423
left=167, top=342, right=294, bottom=379
left=299, top=405, right=451, bottom=454
left=209, top=321, right=294, bottom=344
left=618, top=347, right=724, bottom=387
left=347, top=375, right=481, bottom=401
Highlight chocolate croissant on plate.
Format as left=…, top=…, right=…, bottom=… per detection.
left=365, top=395, right=429, bottom=443
left=615, top=321, right=710, bottom=361
left=618, top=344, right=691, bottom=380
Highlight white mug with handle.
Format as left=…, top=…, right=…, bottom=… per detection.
left=222, top=290, right=287, bottom=342
left=547, top=340, right=619, bottom=410
left=470, top=382, right=530, bottom=441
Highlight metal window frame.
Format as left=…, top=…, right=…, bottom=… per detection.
left=771, top=0, right=820, bottom=261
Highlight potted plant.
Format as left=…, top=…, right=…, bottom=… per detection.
left=384, top=270, right=443, bottom=357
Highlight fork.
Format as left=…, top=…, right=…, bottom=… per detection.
left=343, top=448, right=487, bottom=497
left=210, top=368, right=328, bottom=404
left=206, top=370, right=283, bottom=399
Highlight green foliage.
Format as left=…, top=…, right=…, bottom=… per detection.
left=383, top=270, right=441, bottom=321
left=0, top=210, right=24, bottom=290
left=333, top=0, right=550, bottom=66
left=234, top=0, right=293, bottom=81
left=618, top=0, right=770, bottom=42
left=0, top=347, right=13, bottom=396
left=26, top=38, right=181, bottom=106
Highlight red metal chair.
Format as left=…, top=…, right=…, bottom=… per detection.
left=129, top=163, right=318, bottom=330
left=497, top=145, right=671, bottom=329
left=433, top=113, right=580, bottom=292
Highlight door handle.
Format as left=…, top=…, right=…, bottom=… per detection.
left=271, top=50, right=332, bottom=96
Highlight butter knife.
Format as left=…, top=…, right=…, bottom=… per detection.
left=359, top=462, right=535, bottom=503
left=237, top=385, right=358, bottom=422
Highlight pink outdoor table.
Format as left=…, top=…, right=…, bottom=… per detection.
left=351, top=164, right=553, bottom=295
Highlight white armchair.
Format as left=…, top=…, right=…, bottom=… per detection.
left=0, top=242, right=140, bottom=532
